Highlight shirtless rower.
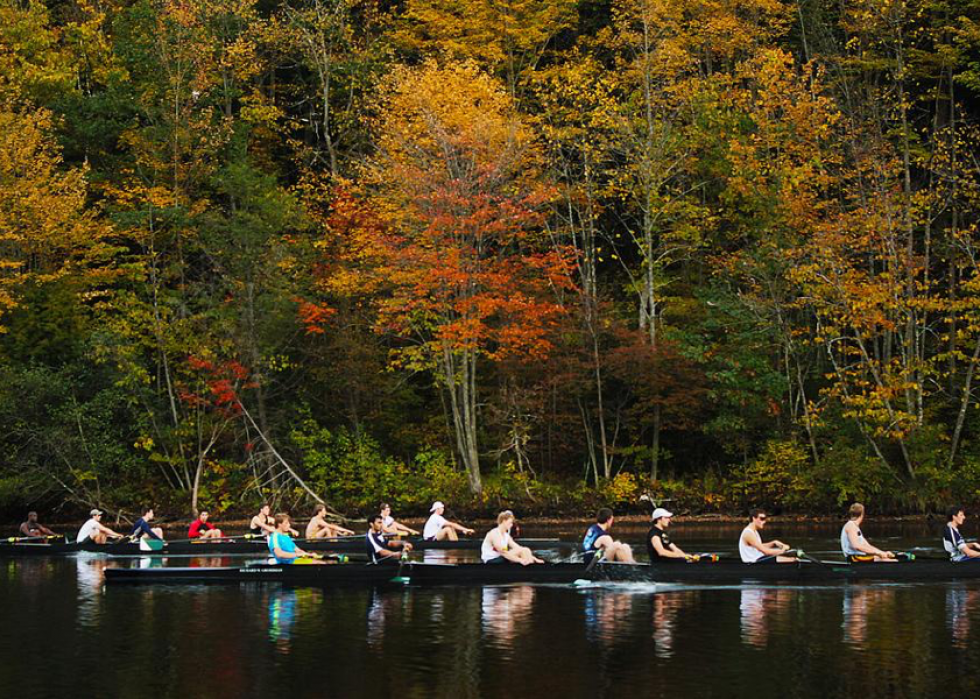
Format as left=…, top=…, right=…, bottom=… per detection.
left=582, top=508, right=635, bottom=563
left=481, top=511, right=543, bottom=566
left=841, top=503, right=896, bottom=563
left=380, top=503, right=419, bottom=536
left=739, top=509, right=796, bottom=563
left=19, top=512, right=57, bottom=539
left=306, top=504, right=354, bottom=539
left=423, top=502, right=474, bottom=541
left=76, top=509, right=123, bottom=544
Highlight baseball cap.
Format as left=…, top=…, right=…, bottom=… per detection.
left=651, top=507, right=674, bottom=520
left=430, top=501, right=445, bottom=512
left=90, top=509, right=103, bottom=517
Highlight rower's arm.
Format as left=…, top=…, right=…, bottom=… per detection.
left=449, top=521, right=474, bottom=534
left=652, top=537, right=684, bottom=559
left=40, top=525, right=56, bottom=536
left=18, top=523, right=30, bottom=536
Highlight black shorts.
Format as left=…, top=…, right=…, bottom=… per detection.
left=751, top=555, right=779, bottom=565
left=485, top=556, right=511, bottom=565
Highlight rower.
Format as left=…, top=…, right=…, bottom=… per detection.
left=76, top=509, right=123, bottom=544
left=739, top=509, right=795, bottom=563
left=366, top=514, right=413, bottom=563
left=250, top=504, right=290, bottom=537
left=381, top=503, right=419, bottom=536
left=19, top=512, right=56, bottom=539
left=647, top=507, right=690, bottom=563
left=188, top=511, right=224, bottom=539
left=131, top=507, right=165, bottom=542
left=423, top=501, right=474, bottom=541
left=582, top=508, right=635, bottom=564
left=841, top=503, right=896, bottom=563
left=945, top=507, right=980, bottom=562
left=269, top=513, right=325, bottom=565
left=306, top=504, right=355, bottom=539
left=481, top=510, right=543, bottom=565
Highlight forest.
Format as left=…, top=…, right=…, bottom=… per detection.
left=2, top=0, right=980, bottom=520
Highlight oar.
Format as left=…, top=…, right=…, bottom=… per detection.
left=4, top=535, right=63, bottom=544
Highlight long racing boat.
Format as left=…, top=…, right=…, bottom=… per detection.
left=0, top=535, right=569, bottom=558
left=103, top=557, right=980, bottom=586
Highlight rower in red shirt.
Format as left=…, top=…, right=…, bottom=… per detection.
left=188, top=511, right=224, bottom=539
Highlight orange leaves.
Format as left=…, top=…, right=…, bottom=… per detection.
left=179, top=355, right=254, bottom=416
left=296, top=299, right=336, bottom=335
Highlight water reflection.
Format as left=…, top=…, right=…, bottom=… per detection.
left=584, top=589, right=637, bottom=646
left=652, top=591, right=697, bottom=658
left=842, top=586, right=897, bottom=647
left=946, top=584, right=980, bottom=648
left=481, top=586, right=535, bottom=656
left=75, top=555, right=109, bottom=627
left=267, top=588, right=325, bottom=652
left=740, top=587, right=793, bottom=648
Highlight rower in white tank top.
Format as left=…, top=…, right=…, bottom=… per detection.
left=481, top=529, right=515, bottom=562
left=739, top=526, right=765, bottom=563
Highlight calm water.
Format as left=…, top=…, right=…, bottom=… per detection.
left=3, top=521, right=980, bottom=698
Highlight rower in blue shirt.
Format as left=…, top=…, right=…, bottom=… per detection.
left=131, top=507, right=165, bottom=541
left=268, top=513, right=325, bottom=565
left=582, top=508, right=635, bottom=564
left=945, top=507, right=980, bottom=562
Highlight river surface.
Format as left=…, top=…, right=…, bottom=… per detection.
left=2, top=520, right=980, bottom=698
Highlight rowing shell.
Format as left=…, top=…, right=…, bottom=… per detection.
left=104, top=558, right=980, bottom=586
left=0, top=536, right=570, bottom=558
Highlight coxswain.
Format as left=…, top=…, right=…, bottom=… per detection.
left=481, top=510, right=543, bottom=565
left=188, top=510, right=224, bottom=539
left=132, top=507, right=165, bottom=542
left=380, top=503, right=419, bottom=536
left=840, top=503, right=896, bottom=562
left=423, top=501, right=474, bottom=541
left=269, top=513, right=325, bottom=565
left=366, top=514, right=413, bottom=563
left=305, top=504, right=355, bottom=539
left=19, top=511, right=56, bottom=539
left=739, top=509, right=795, bottom=563
left=647, top=508, right=691, bottom=562
left=945, top=507, right=980, bottom=561
left=76, top=509, right=123, bottom=544
left=582, top=508, right=635, bottom=563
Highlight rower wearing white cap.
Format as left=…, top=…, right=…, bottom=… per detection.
left=647, top=508, right=691, bottom=562
left=76, top=509, right=124, bottom=545
left=423, top=502, right=474, bottom=541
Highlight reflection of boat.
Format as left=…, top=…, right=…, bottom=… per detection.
left=0, top=537, right=568, bottom=558
left=105, top=558, right=980, bottom=586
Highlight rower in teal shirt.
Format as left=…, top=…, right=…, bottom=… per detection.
left=267, top=513, right=325, bottom=565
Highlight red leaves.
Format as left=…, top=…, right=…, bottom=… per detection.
left=178, top=356, right=254, bottom=417
left=296, top=299, right=336, bottom=335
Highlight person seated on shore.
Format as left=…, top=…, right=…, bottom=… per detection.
left=945, top=507, right=980, bottom=562
left=269, top=513, right=325, bottom=565
left=251, top=505, right=294, bottom=537
left=739, top=509, right=796, bottom=564
left=481, top=511, right=543, bottom=566
left=132, top=507, right=165, bottom=542
left=366, top=514, right=413, bottom=564
left=583, top=508, right=635, bottom=564
left=20, top=511, right=57, bottom=539
left=647, top=508, right=691, bottom=563
left=306, top=504, right=355, bottom=539
left=380, top=503, right=419, bottom=536
left=841, top=503, right=896, bottom=563
left=188, top=511, right=224, bottom=539
left=423, top=501, right=474, bottom=541
left=76, top=509, right=123, bottom=544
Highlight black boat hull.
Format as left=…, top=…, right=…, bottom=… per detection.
left=104, top=558, right=980, bottom=587
left=0, top=536, right=568, bottom=557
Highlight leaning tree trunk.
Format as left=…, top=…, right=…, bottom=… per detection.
left=443, top=347, right=483, bottom=494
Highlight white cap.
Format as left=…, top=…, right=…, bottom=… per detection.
left=651, top=507, right=673, bottom=520
left=430, top=501, right=445, bottom=513
left=90, top=509, right=103, bottom=517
